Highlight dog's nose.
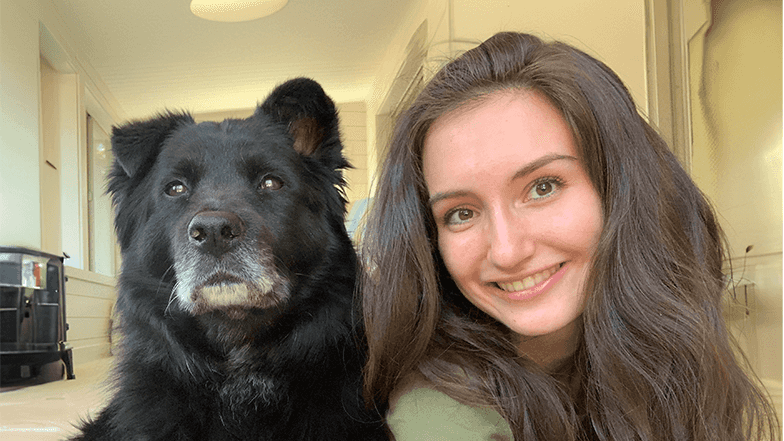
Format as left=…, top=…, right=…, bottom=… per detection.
left=188, top=211, right=245, bottom=256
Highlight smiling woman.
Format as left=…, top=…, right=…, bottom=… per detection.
left=422, top=92, right=602, bottom=370
left=360, top=31, right=780, bottom=441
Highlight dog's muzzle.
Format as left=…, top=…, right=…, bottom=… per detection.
left=173, top=210, right=289, bottom=315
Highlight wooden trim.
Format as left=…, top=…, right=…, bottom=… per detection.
left=65, top=265, right=116, bottom=287
left=645, top=0, right=708, bottom=171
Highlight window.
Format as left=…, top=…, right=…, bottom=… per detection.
left=86, top=114, right=116, bottom=276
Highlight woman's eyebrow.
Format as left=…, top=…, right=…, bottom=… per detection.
left=511, top=153, right=578, bottom=181
left=427, top=154, right=578, bottom=208
left=428, top=190, right=471, bottom=208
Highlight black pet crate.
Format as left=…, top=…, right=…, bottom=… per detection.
left=0, top=246, right=75, bottom=384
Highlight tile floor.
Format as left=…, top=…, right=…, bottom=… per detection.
left=0, top=357, right=113, bottom=440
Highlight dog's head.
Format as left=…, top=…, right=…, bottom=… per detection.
left=107, top=78, right=353, bottom=318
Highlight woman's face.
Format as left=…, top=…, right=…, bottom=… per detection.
left=423, top=91, right=603, bottom=356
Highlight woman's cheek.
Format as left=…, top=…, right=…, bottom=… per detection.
left=439, top=229, right=482, bottom=279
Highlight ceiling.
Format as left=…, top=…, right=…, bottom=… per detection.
left=50, top=0, right=418, bottom=120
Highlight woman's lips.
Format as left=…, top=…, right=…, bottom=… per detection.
left=495, top=262, right=566, bottom=300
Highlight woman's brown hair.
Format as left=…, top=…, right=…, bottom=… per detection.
left=361, top=32, right=778, bottom=440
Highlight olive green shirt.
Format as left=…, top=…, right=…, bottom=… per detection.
left=387, top=375, right=514, bottom=441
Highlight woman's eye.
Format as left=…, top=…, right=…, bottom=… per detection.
left=528, top=178, right=561, bottom=200
left=259, top=175, right=283, bottom=191
left=445, top=208, right=474, bottom=226
left=165, top=180, right=188, bottom=197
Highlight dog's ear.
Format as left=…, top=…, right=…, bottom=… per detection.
left=111, top=111, right=194, bottom=179
left=257, top=78, right=344, bottom=162
left=108, top=112, right=193, bottom=250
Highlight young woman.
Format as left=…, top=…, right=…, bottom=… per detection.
left=360, top=32, right=779, bottom=440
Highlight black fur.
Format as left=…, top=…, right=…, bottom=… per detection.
left=72, top=78, right=387, bottom=440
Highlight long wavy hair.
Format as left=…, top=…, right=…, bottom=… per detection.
left=360, top=32, right=778, bottom=440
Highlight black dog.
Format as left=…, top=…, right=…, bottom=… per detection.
left=73, top=78, right=387, bottom=440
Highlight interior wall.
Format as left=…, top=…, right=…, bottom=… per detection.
left=688, top=0, right=782, bottom=413
left=3, top=0, right=123, bottom=268
left=60, top=74, right=86, bottom=269
left=64, top=266, right=115, bottom=363
left=450, top=0, right=647, bottom=109
left=1, top=0, right=43, bottom=250
left=337, top=101, right=369, bottom=212
left=365, top=0, right=450, bottom=188
left=39, top=56, right=63, bottom=255
left=1, top=0, right=123, bottom=366
left=40, top=56, right=79, bottom=258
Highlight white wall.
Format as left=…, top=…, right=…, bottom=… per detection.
left=450, top=0, right=647, bottom=109
left=1, top=0, right=43, bottom=249
left=337, top=101, right=369, bottom=212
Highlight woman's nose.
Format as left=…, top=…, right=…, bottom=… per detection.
left=486, top=208, right=534, bottom=270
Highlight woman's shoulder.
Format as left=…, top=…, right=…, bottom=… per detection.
left=387, top=373, right=514, bottom=441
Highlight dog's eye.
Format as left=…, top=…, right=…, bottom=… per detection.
left=259, top=175, right=283, bottom=191
left=165, top=180, right=188, bottom=197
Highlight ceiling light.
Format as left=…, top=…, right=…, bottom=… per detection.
left=190, top=0, right=289, bottom=22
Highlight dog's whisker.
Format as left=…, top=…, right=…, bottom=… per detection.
left=164, top=285, right=179, bottom=317
left=151, top=265, right=180, bottom=318
left=156, top=264, right=175, bottom=291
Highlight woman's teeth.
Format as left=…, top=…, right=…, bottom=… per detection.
left=497, top=263, right=562, bottom=292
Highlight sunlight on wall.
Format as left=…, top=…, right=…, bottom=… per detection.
left=689, top=0, right=782, bottom=417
